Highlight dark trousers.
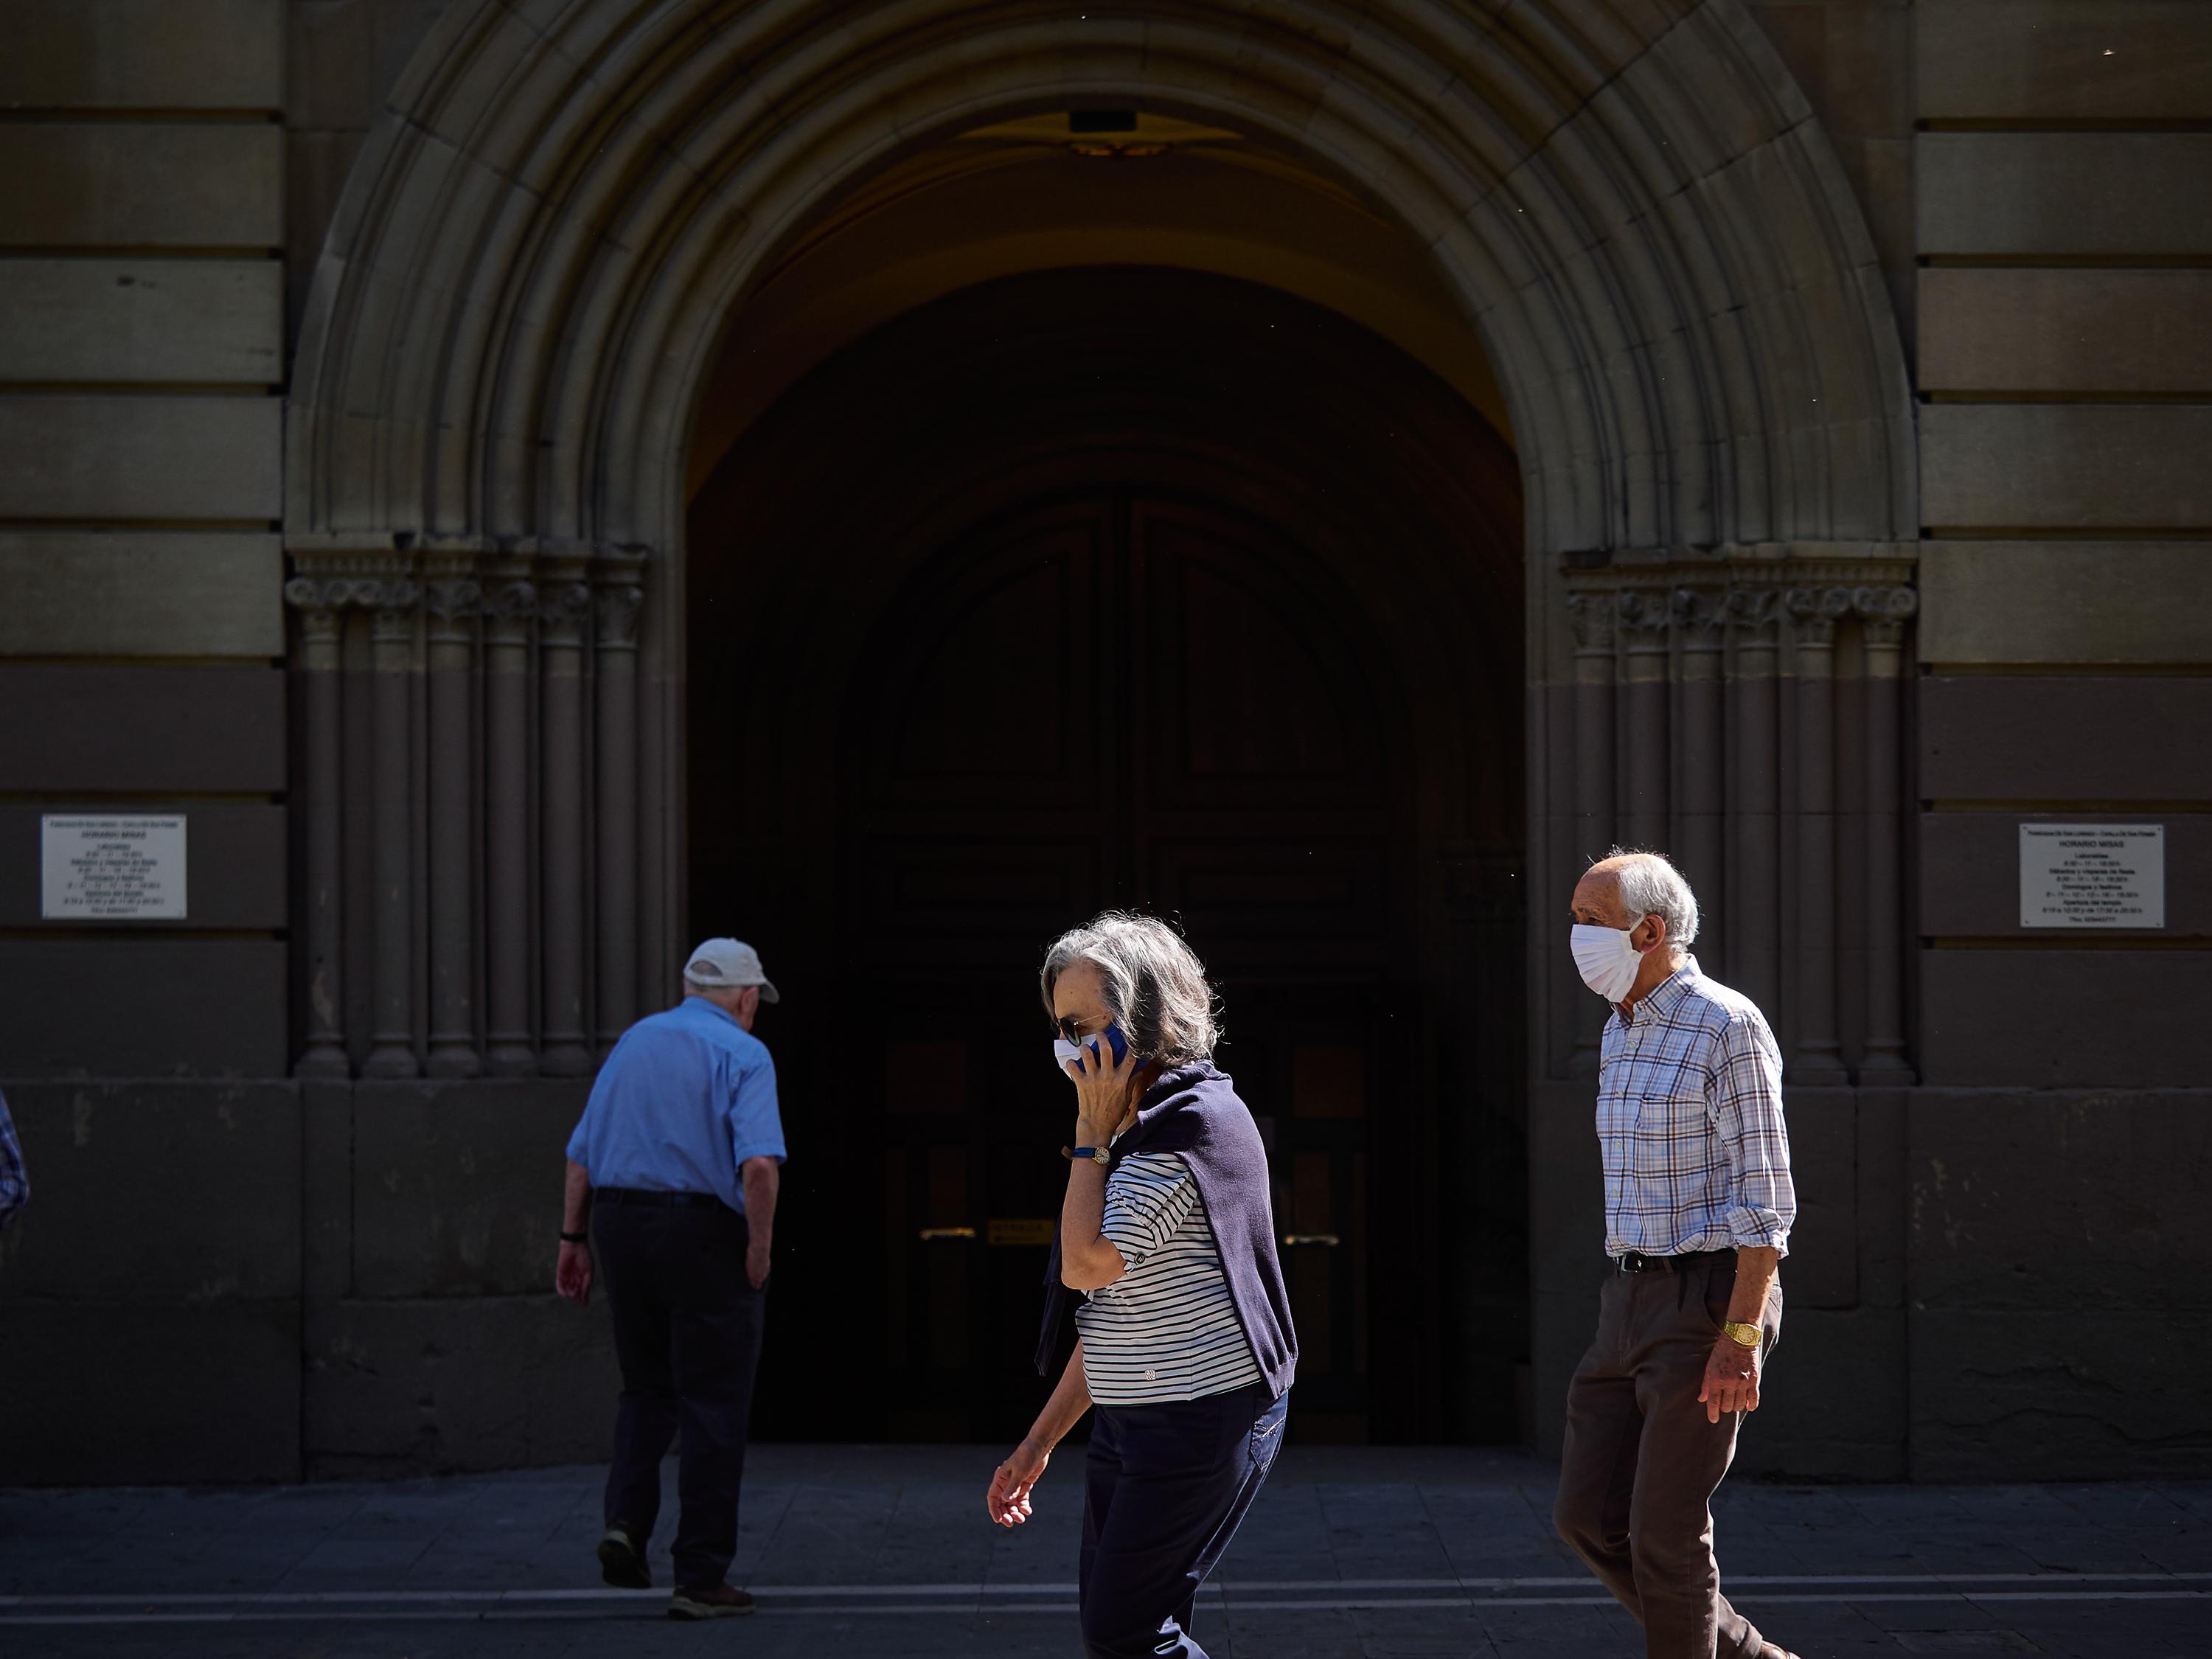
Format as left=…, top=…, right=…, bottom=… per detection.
left=1079, top=1381, right=1287, bottom=1659
left=1554, top=1254, right=1783, bottom=1659
left=592, top=1195, right=765, bottom=1590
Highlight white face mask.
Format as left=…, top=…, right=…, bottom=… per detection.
left=1570, top=922, right=1644, bottom=1003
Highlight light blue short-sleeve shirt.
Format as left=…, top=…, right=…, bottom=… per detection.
left=565, top=997, right=786, bottom=1213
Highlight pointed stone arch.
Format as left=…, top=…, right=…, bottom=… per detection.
left=282, top=0, right=1913, bottom=1081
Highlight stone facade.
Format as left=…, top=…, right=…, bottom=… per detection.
left=1, top=1, right=2207, bottom=1484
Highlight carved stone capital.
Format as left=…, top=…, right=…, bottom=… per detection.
left=1614, top=589, right=1672, bottom=655
left=482, top=580, right=538, bottom=646
left=1784, top=586, right=1852, bottom=650
left=283, top=576, right=349, bottom=641
left=1724, top=585, right=1781, bottom=648
left=1565, top=591, right=1615, bottom=655
left=424, top=579, right=481, bottom=643
left=1671, top=587, right=1727, bottom=653
left=354, top=578, right=421, bottom=642
left=596, top=585, right=644, bottom=650
left=539, top=582, right=594, bottom=646
left=1853, top=584, right=1919, bottom=649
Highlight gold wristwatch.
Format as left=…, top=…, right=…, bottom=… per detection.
left=1722, top=1320, right=1762, bottom=1349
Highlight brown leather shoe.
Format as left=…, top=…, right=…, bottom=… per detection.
left=668, top=1582, right=756, bottom=1620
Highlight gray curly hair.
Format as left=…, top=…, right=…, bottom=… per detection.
left=1599, top=846, right=1701, bottom=947
left=1039, top=911, right=1220, bottom=1064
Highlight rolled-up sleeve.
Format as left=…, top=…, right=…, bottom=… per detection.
left=727, top=1055, right=787, bottom=1169
left=1099, top=1153, right=1198, bottom=1271
left=1708, top=1012, right=1795, bottom=1253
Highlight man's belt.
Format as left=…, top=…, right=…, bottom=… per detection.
left=593, top=1186, right=727, bottom=1209
left=1614, top=1248, right=1733, bottom=1273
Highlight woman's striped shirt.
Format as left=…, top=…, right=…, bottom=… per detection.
left=1077, top=1150, right=1265, bottom=1407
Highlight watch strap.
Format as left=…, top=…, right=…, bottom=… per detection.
left=1722, top=1320, right=1762, bottom=1349
left=1061, top=1145, right=1110, bottom=1166
left=559, top=1229, right=589, bottom=1245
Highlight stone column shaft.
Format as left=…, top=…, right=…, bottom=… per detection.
left=425, top=579, right=481, bottom=1077
left=1726, top=588, right=1782, bottom=1019
left=1857, top=586, right=1919, bottom=1079
left=285, top=580, right=351, bottom=1077
left=364, top=580, right=422, bottom=1078
left=1566, top=592, right=1615, bottom=1077
left=484, top=580, right=537, bottom=1076
left=1787, top=588, right=1851, bottom=1083
left=540, top=577, right=594, bottom=1077
left=1673, top=589, right=1726, bottom=970
left=595, top=574, right=644, bottom=1059
left=1618, top=592, right=1670, bottom=851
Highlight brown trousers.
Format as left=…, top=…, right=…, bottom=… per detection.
left=1553, top=1253, right=1783, bottom=1659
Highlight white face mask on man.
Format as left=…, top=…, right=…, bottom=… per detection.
left=1569, top=922, right=1645, bottom=1003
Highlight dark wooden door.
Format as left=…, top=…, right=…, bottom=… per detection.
left=843, top=489, right=1402, bottom=1441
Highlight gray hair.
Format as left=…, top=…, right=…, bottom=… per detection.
left=1600, top=847, right=1700, bottom=946
left=1039, top=911, right=1220, bottom=1064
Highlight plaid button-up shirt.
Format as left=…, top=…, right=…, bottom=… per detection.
left=0, top=1086, right=27, bottom=1232
left=1596, top=957, right=1795, bottom=1258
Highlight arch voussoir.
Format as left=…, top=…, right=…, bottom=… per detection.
left=279, top=0, right=1916, bottom=1082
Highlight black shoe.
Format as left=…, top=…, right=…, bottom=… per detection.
left=669, top=1582, right=755, bottom=1620
left=597, top=1526, right=650, bottom=1590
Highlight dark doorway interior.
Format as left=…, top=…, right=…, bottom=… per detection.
left=688, top=268, right=1526, bottom=1444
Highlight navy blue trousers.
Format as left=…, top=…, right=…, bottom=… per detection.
left=1079, top=1382, right=1289, bottom=1659
left=593, top=1197, right=765, bottom=1590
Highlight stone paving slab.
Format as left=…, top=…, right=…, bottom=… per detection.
left=0, top=1447, right=2206, bottom=1658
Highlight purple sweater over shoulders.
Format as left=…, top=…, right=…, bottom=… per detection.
left=1037, top=1061, right=1298, bottom=1399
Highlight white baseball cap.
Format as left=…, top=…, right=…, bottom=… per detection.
left=683, top=937, right=781, bottom=1002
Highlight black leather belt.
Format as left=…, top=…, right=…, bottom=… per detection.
left=594, top=1186, right=726, bottom=1209
left=1615, top=1248, right=1733, bottom=1273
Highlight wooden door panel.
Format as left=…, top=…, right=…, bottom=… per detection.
left=865, top=507, right=1105, bottom=810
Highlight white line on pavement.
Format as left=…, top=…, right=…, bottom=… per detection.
left=1, top=1585, right=2208, bottom=1627
left=7, top=1570, right=2206, bottom=1608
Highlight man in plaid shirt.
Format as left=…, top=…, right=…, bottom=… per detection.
left=1553, top=851, right=1799, bottom=1659
left=0, top=1086, right=29, bottom=1233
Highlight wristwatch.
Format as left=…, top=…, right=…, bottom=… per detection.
left=1722, top=1320, right=1762, bottom=1349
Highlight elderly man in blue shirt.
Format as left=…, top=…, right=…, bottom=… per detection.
left=557, top=937, right=787, bottom=1621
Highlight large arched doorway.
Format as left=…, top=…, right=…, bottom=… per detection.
left=688, top=269, right=1524, bottom=1441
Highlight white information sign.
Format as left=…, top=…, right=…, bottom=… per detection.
left=40, top=815, right=188, bottom=919
left=2018, top=824, right=2163, bottom=929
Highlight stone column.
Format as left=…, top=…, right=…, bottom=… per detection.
left=285, top=578, right=352, bottom=1078
left=1785, top=587, right=1852, bottom=1084
left=1618, top=591, right=1671, bottom=850
left=594, top=560, right=645, bottom=1058
left=539, top=571, right=595, bottom=1077
left=1565, top=591, right=1615, bottom=1077
left=483, top=576, right=537, bottom=1076
left=1725, top=588, right=1782, bottom=1018
left=1672, top=588, right=1726, bottom=964
left=363, top=579, right=422, bottom=1078
left=1855, top=585, right=1919, bottom=1080
left=424, top=575, right=482, bottom=1077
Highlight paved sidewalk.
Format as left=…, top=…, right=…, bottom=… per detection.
left=1, top=1446, right=2207, bottom=1658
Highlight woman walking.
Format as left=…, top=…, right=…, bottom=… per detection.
left=985, top=912, right=1296, bottom=1659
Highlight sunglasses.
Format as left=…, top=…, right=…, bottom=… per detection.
left=1054, top=1015, right=1098, bottom=1047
